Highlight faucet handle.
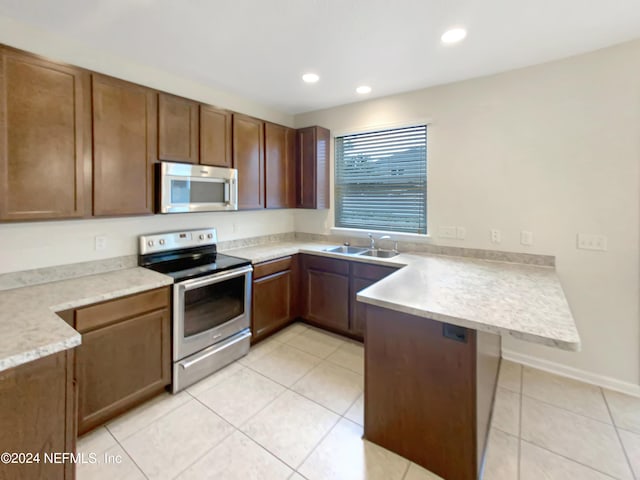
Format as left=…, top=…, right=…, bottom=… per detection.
left=393, top=240, right=399, bottom=253
left=343, top=241, right=350, bottom=246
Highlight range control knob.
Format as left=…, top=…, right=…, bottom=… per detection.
left=199, top=234, right=205, bottom=240
left=159, top=239, right=165, bottom=245
left=207, top=233, right=213, bottom=239
left=147, top=240, right=154, bottom=247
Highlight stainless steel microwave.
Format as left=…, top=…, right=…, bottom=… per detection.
left=158, top=161, right=238, bottom=213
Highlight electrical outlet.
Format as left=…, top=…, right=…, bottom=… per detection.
left=490, top=229, right=501, bottom=244
left=520, top=230, right=533, bottom=246
left=439, top=226, right=457, bottom=239
left=577, top=233, right=607, bottom=251
left=456, top=227, right=466, bottom=240
left=94, top=235, right=107, bottom=251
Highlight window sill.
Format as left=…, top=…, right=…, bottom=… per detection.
left=329, top=227, right=432, bottom=243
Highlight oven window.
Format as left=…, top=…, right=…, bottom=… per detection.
left=183, top=275, right=245, bottom=337
left=171, top=179, right=226, bottom=204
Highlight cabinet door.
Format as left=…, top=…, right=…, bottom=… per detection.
left=233, top=114, right=264, bottom=209
left=304, top=268, right=349, bottom=332
left=265, top=123, right=295, bottom=208
left=92, top=74, right=157, bottom=216
left=200, top=105, right=232, bottom=167
left=76, top=308, right=170, bottom=434
left=296, top=126, right=330, bottom=209
left=0, top=48, right=90, bottom=221
left=158, top=93, right=199, bottom=164
left=252, top=270, right=292, bottom=341
left=350, top=276, right=376, bottom=337
left=0, top=351, right=74, bottom=480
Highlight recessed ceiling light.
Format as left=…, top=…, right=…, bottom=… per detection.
left=302, top=73, right=319, bottom=83
left=356, top=85, right=372, bottom=94
left=441, top=27, right=467, bottom=44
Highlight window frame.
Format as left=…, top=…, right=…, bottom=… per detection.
left=332, top=122, right=430, bottom=238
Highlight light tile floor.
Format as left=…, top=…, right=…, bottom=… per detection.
left=77, top=322, right=640, bottom=480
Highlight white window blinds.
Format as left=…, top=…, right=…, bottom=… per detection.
left=335, top=125, right=427, bottom=234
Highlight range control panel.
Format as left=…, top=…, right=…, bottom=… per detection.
left=139, top=228, right=218, bottom=255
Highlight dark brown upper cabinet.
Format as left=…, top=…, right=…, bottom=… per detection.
left=92, top=74, right=157, bottom=216
left=200, top=105, right=233, bottom=168
left=265, top=122, right=296, bottom=209
left=158, top=93, right=199, bottom=164
left=0, top=47, right=91, bottom=221
left=296, top=126, right=330, bottom=209
left=233, top=114, right=265, bottom=210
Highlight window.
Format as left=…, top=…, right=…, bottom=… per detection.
left=335, top=125, right=427, bottom=234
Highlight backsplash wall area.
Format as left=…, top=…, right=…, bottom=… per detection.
left=0, top=210, right=295, bottom=274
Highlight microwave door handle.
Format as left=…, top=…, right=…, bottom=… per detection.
left=179, top=265, right=253, bottom=292
left=224, top=182, right=230, bottom=204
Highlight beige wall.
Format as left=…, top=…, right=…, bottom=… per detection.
left=295, top=40, right=640, bottom=390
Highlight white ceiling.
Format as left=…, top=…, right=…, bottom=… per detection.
left=1, top=0, right=639, bottom=114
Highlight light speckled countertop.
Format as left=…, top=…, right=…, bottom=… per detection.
left=0, top=268, right=173, bottom=372
left=224, top=242, right=580, bottom=351
left=1, top=239, right=579, bottom=373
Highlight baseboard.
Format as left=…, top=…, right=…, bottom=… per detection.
left=501, top=348, right=640, bottom=398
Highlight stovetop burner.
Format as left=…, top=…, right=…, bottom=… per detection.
left=138, top=228, right=251, bottom=282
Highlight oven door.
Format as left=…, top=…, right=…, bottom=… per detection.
left=173, top=265, right=252, bottom=361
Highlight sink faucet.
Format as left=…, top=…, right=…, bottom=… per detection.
left=368, top=233, right=391, bottom=250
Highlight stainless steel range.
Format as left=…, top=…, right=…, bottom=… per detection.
left=138, top=228, right=252, bottom=393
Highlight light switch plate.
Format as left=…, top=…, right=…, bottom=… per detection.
left=520, top=231, right=533, bottom=246
left=456, top=227, right=466, bottom=240
left=577, top=233, right=607, bottom=251
left=94, top=235, right=107, bottom=251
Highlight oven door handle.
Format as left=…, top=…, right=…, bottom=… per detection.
left=178, top=265, right=253, bottom=292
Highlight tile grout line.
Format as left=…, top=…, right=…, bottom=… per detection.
left=105, top=392, right=192, bottom=443
left=186, top=386, right=299, bottom=477
left=519, top=390, right=615, bottom=426
left=601, top=388, right=637, bottom=480
left=102, top=426, right=150, bottom=480
left=517, top=364, right=523, bottom=480
left=292, top=412, right=342, bottom=473
left=167, top=395, right=239, bottom=480
left=251, top=354, right=364, bottom=418
left=400, top=460, right=412, bottom=480
left=518, top=437, right=621, bottom=480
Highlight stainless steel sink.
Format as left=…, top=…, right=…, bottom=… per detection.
left=324, top=246, right=368, bottom=254
left=360, top=249, right=399, bottom=258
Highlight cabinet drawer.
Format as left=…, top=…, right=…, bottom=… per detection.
left=303, top=254, right=349, bottom=276
left=351, top=262, right=398, bottom=281
left=75, top=287, right=170, bottom=333
left=253, top=256, right=293, bottom=279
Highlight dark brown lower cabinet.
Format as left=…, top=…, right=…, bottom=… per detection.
left=364, top=304, right=501, bottom=480
left=0, top=351, right=76, bottom=480
left=252, top=255, right=298, bottom=343
left=301, top=255, right=350, bottom=332
left=73, top=287, right=171, bottom=435
left=298, top=254, right=398, bottom=339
